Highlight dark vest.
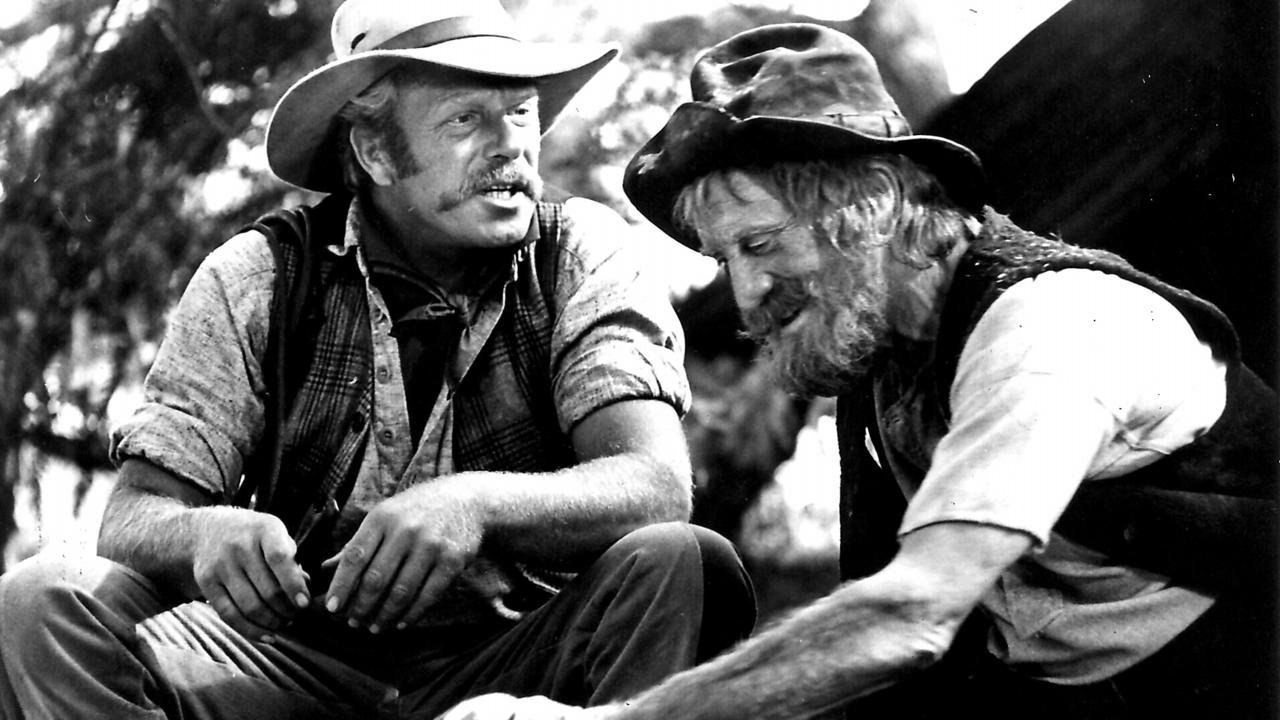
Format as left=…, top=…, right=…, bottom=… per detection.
left=234, top=194, right=575, bottom=542
left=837, top=211, right=1278, bottom=597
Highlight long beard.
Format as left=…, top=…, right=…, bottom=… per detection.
left=743, top=250, right=889, bottom=397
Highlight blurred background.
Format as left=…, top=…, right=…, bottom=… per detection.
left=0, top=0, right=1274, bottom=622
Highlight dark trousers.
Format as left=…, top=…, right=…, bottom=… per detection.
left=0, top=522, right=755, bottom=720
left=845, top=587, right=1277, bottom=720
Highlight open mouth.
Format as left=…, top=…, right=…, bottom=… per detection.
left=480, top=184, right=523, bottom=200
left=774, top=306, right=806, bottom=335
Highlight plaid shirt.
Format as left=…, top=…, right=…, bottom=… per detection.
left=111, top=194, right=690, bottom=627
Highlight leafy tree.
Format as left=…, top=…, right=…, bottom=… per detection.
left=0, top=0, right=337, bottom=567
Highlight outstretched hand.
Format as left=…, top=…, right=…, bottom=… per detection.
left=323, top=480, right=485, bottom=633
left=191, top=508, right=311, bottom=640
left=436, top=693, right=609, bottom=720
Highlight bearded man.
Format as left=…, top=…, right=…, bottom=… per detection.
left=439, top=22, right=1278, bottom=720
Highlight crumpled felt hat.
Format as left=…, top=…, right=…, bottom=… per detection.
left=622, top=23, right=985, bottom=249
left=266, top=0, right=618, bottom=193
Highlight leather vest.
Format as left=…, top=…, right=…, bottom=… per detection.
left=237, top=194, right=575, bottom=536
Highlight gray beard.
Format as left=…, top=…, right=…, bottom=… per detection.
left=756, top=251, right=889, bottom=398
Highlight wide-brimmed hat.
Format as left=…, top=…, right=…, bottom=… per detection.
left=266, top=0, right=618, bottom=192
left=622, top=23, right=985, bottom=249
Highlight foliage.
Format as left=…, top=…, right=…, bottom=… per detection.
left=0, top=0, right=338, bottom=562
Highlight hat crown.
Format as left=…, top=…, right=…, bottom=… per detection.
left=331, top=0, right=517, bottom=59
left=691, top=23, right=910, bottom=138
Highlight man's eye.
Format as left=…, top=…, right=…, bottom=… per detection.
left=743, top=235, right=774, bottom=255
left=509, top=103, right=537, bottom=124
left=448, top=112, right=477, bottom=126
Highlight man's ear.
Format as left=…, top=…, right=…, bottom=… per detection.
left=349, top=125, right=396, bottom=186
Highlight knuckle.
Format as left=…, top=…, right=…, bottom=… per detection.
left=361, top=567, right=387, bottom=590
left=208, top=596, right=240, bottom=624
left=438, top=549, right=470, bottom=573
left=261, top=585, right=290, bottom=607
left=261, top=545, right=292, bottom=565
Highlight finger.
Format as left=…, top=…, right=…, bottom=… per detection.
left=344, top=532, right=414, bottom=630
left=259, top=528, right=310, bottom=609
left=397, top=551, right=465, bottom=630
left=206, top=579, right=275, bottom=641
left=367, top=542, right=434, bottom=633
left=324, top=526, right=382, bottom=615
left=240, top=543, right=300, bottom=620
left=224, top=565, right=290, bottom=632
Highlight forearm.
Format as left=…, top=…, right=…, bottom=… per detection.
left=449, top=450, right=691, bottom=568
left=98, top=488, right=210, bottom=597
left=598, top=523, right=1034, bottom=720
left=98, top=459, right=239, bottom=599
left=600, top=573, right=953, bottom=720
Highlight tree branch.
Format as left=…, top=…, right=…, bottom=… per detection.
left=152, top=2, right=235, bottom=138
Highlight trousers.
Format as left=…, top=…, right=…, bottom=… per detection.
left=0, top=522, right=755, bottom=720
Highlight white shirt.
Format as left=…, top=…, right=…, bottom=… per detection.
left=891, top=268, right=1226, bottom=682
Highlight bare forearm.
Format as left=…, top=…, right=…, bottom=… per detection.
left=603, top=574, right=952, bottom=720
left=454, top=450, right=691, bottom=568
left=598, top=524, right=1035, bottom=720
left=99, top=459, right=259, bottom=600
left=98, top=487, right=217, bottom=597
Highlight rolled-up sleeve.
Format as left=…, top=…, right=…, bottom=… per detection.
left=110, top=231, right=275, bottom=497
left=899, top=269, right=1226, bottom=546
left=550, top=198, right=691, bottom=433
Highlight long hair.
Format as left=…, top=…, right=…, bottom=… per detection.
left=674, top=154, right=973, bottom=267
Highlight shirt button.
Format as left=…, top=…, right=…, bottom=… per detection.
left=376, top=366, right=391, bottom=382
left=380, top=429, right=394, bottom=444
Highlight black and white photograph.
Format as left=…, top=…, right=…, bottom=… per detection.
left=0, top=1, right=1274, bottom=718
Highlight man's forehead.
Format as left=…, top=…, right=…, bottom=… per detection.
left=392, top=78, right=538, bottom=124
left=695, top=172, right=793, bottom=243
left=704, top=172, right=783, bottom=215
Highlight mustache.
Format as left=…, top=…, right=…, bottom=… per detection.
left=741, top=276, right=812, bottom=340
left=435, top=164, right=542, bottom=212
left=462, top=165, right=542, bottom=199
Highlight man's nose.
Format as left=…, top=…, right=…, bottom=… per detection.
left=729, top=262, right=773, bottom=312
left=487, top=116, right=532, bottom=161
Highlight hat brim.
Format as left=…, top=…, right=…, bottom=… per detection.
left=267, top=36, right=619, bottom=192
left=623, top=103, right=986, bottom=249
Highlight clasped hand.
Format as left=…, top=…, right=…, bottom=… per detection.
left=191, top=481, right=484, bottom=639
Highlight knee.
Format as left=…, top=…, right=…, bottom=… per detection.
left=0, top=552, right=145, bottom=640
left=605, top=523, right=756, bottom=656
left=605, top=522, right=754, bottom=610
left=0, top=552, right=95, bottom=625
left=605, top=522, right=717, bottom=571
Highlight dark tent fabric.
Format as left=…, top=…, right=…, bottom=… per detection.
left=924, top=0, right=1279, bottom=385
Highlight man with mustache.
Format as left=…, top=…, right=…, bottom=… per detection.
left=441, top=22, right=1277, bottom=720
left=0, top=2, right=756, bottom=718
